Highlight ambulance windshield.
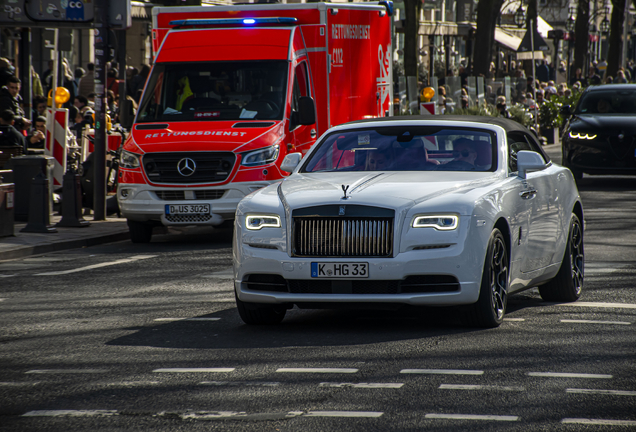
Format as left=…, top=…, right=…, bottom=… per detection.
left=137, top=61, right=288, bottom=122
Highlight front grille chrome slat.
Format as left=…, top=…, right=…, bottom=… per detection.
left=293, top=217, right=393, bottom=258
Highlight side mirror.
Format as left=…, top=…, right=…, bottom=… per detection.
left=517, top=150, right=547, bottom=179
left=280, top=152, right=302, bottom=173
left=560, top=105, right=572, bottom=116
left=298, top=96, right=316, bottom=126
left=119, top=98, right=135, bottom=130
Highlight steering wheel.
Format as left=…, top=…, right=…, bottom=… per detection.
left=245, top=99, right=280, bottom=117
left=437, top=160, right=476, bottom=171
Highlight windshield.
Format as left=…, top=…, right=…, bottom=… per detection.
left=302, top=127, right=496, bottom=173
left=576, top=89, right=636, bottom=114
left=137, top=61, right=288, bottom=123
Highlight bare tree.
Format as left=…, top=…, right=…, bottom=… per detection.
left=605, top=0, right=627, bottom=78
left=572, top=0, right=590, bottom=76
left=473, top=0, right=505, bottom=77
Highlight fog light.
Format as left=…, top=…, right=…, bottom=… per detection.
left=120, top=188, right=130, bottom=199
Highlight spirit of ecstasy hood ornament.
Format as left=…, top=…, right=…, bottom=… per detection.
left=341, top=185, right=350, bottom=200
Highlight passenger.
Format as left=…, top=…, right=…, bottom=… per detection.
left=365, top=148, right=392, bottom=171
left=450, top=138, right=478, bottom=169
left=597, top=99, right=612, bottom=113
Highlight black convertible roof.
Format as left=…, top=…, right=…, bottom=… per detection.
left=346, top=115, right=529, bottom=133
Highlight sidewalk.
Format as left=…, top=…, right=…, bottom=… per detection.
left=0, top=214, right=130, bottom=262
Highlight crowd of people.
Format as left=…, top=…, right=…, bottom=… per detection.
left=0, top=56, right=149, bottom=154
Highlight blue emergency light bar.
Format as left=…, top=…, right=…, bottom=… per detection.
left=169, top=17, right=298, bottom=27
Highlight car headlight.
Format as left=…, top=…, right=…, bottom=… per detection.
left=568, top=131, right=597, bottom=140
left=412, top=215, right=459, bottom=230
left=245, top=214, right=281, bottom=230
left=241, top=145, right=280, bottom=167
left=121, top=150, right=141, bottom=169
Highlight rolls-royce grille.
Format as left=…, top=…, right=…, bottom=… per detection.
left=244, top=274, right=459, bottom=294
left=293, top=217, right=393, bottom=257
left=154, top=190, right=226, bottom=200
left=143, top=152, right=236, bottom=184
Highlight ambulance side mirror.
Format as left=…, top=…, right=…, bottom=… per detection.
left=281, top=152, right=302, bottom=173
left=119, top=98, right=135, bottom=130
left=298, top=96, right=316, bottom=126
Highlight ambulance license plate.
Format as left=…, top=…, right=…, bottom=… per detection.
left=165, top=204, right=210, bottom=215
left=311, top=262, right=368, bottom=278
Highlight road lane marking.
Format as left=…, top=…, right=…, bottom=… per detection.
left=0, top=275, right=15, bottom=278
left=153, top=318, right=221, bottom=322
left=25, top=369, right=109, bottom=374
left=276, top=368, right=358, bottom=374
left=33, top=255, right=157, bottom=276
left=503, top=318, right=525, bottom=322
left=153, top=368, right=235, bottom=373
left=562, top=418, right=636, bottom=426
left=556, top=302, right=636, bottom=309
left=23, top=410, right=118, bottom=417
left=561, top=319, right=631, bottom=325
left=425, top=413, right=518, bottom=421
left=175, top=411, right=303, bottom=420
left=401, top=369, right=484, bottom=375
left=0, top=382, right=40, bottom=386
left=439, top=384, right=524, bottom=392
left=200, top=381, right=281, bottom=387
left=527, top=372, right=612, bottom=379
left=305, top=411, right=383, bottom=418
left=319, top=382, right=404, bottom=389
left=566, top=388, right=636, bottom=396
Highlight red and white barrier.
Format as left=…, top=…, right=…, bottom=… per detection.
left=44, top=108, right=69, bottom=187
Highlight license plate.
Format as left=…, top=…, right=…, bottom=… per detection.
left=311, top=262, right=369, bottom=278
left=165, top=204, right=210, bottom=215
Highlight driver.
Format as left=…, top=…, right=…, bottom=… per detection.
left=451, top=138, right=478, bottom=168
left=597, top=98, right=612, bottom=113
left=366, top=148, right=393, bottom=171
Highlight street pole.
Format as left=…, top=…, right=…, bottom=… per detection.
left=93, top=0, right=109, bottom=220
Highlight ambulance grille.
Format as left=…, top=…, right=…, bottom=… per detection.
left=154, top=190, right=226, bottom=200
left=293, top=217, right=394, bottom=258
left=143, top=152, right=236, bottom=184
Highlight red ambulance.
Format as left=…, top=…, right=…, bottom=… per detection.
left=117, top=2, right=394, bottom=242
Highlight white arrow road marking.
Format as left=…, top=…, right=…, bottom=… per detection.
left=425, top=413, right=519, bottom=421
left=33, top=255, right=157, bottom=276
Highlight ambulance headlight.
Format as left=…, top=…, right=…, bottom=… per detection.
left=241, top=145, right=279, bottom=167
left=121, top=150, right=140, bottom=169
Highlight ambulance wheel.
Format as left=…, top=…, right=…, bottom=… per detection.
left=128, top=220, right=153, bottom=243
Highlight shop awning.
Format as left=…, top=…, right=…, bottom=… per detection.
left=494, top=28, right=522, bottom=51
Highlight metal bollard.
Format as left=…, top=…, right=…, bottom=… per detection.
left=20, top=172, right=57, bottom=233
left=56, top=170, right=90, bottom=227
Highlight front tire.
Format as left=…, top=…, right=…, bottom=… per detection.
left=235, top=291, right=286, bottom=325
left=462, top=229, right=509, bottom=328
left=539, top=214, right=584, bottom=302
left=128, top=220, right=153, bottom=244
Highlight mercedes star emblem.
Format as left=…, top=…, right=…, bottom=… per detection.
left=177, top=158, right=196, bottom=177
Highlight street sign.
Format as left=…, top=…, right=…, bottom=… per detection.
left=1, top=0, right=131, bottom=29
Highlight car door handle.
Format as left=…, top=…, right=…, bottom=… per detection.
left=520, top=189, right=537, bottom=199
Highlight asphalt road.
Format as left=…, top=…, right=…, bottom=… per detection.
left=1, top=152, right=635, bottom=431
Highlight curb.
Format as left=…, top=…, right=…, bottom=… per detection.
left=0, top=231, right=130, bottom=262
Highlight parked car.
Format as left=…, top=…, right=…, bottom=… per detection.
left=233, top=116, right=584, bottom=328
left=561, top=84, right=636, bottom=180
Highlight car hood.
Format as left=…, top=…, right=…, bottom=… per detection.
left=128, top=121, right=284, bottom=154
left=279, top=171, right=496, bottom=213
left=570, top=114, right=636, bottom=133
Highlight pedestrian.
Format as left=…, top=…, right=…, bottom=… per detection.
left=130, top=64, right=150, bottom=103
left=0, top=109, right=27, bottom=152
left=78, top=62, right=95, bottom=98
left=74, top=95, right=89, bottom=112
left=107, top=68, right=121, bottom=99
left=614, top=70, right=628, bottom=84
left=31, top=65, right=44, bottom=97
left=0, top=58, right=15, bottom=88
left=27, top=115, right=47, bottom=150
left=0, top=75, right=31, bottom=131
left=496, top=95, right=511, bottom=118
left=32, top=95, right=47, bottom=119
